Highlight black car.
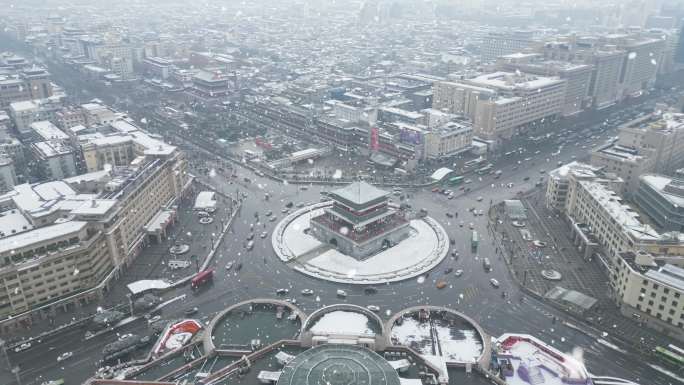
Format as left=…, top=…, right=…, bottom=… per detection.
left=523, top=176, right=530, bottom=181
left=444, top=267, right=454, bottom=274
left=184, top=307, right=198, bottom=316
left=364, top=287, right=378, bottom=295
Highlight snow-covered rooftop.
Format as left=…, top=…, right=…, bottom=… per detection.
left=194, top=191, right=216, bottom=210
left=30, top=121, right=69, bottom=141
left=33, top=140, right=72, bottom=157
left=645, top=264, right=684, bottom=292
left=431, top=167, right=453, bottom=181
left=640, top=174, right=684, bottom=208
left=71, top=199, right=117, bottom=216
left=580, top=181, right=659, bottom=241
left=0, top=221, right=87, bottom=255
left=496, top=333, right=591, bottom=385
left=308, top=310, right=376, bottom=336
left=0, top=210, right=33, bottom=237
left=330, top=181, right=389, bottom=206
left=549, top=161, right=601, bottom=180
left=467, top=71, right=565, bottom=91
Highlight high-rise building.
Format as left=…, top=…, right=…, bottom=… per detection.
left=676, top=19, right=684, bottom=64
left=618, top=37, right=665, bottom=97
left=463, top=72, right=566, bottom=140
left=480, top=30, right=539, bottom=61
left=497, top=53, right=593, bottom=116
left=588, top=49, right=627, bottom=109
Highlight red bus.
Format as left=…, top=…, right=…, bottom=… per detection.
left=191, top=269, right=214, bottom=290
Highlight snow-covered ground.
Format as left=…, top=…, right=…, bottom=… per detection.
left=165, top=332, right=193, bottom=350
left=309, top=310, right=376, bottom=336
left=390, top=316, right=483, bottom=363
left=273, top=203, right=449, bottom=284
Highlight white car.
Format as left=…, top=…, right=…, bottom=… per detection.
left=14, top=342, right=31, bottom=353
left=489, top=278, right=500, bottom=288
left=454, top=269, right=463, bottom=277
left=57, top=351, right=73, bottom=362
left=225, top=261, right=234, bottom=270
left=276, top=288, right=289, bottom=295
left=336, top=289, right=347, bottom=298
left=147, top=315, right=161, bottom=325
left=260, top=231, right=268, bottom=239
left=512, top=221, right=525, bottom=228
left=301, top=289, right=314, bottom=296
left=533, top=240, right=547, bottom=247
left=468, top=223, right=475, bottom=229
left=119, top=333, right=133, bottom=341
left=476, top=196, right=483, bottom=202
left=366, top=305, right=380, bottom=312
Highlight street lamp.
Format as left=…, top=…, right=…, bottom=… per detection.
left=191, top=254, right=199, bottom=273
left=0, top=338, right=10, bottom=370
left=11, top=366, right=20, bottom=385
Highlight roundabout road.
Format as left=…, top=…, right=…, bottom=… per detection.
left=271, top=202, right=449, bottom=284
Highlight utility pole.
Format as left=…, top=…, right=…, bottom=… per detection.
left=11, top=366, right=20, bottom=385
left=0, top=338, right=10, bottom=370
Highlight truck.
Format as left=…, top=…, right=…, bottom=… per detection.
left=191, top=269, right=214, bottom=290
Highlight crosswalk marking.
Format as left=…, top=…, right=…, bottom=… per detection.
left=461, top=286, right=480, bottom=302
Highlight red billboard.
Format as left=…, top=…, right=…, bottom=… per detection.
left=370, top=127, right=379, bottom=151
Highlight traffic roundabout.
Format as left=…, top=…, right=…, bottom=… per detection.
left=272, top=202, right=450, bottom=284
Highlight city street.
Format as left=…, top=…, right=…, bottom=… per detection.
left=2, top=35, right=684, bottom=385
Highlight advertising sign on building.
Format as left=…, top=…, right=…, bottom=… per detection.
left=370, top=127, right=379, bottom=150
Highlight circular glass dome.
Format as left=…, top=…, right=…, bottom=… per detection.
left=277, top=344, right=401, bottom=385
